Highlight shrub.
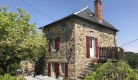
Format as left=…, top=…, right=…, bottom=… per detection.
left=0, top=73, right=26, bottom=80
left=85, top=60, right=138, bottom=80
left=0, top=68, right=4, bottom=76
left=93, top=63, right=104, bottom=71
left=7, top=63, right=21, bottom=76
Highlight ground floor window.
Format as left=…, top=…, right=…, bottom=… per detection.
left=60, top=63, right=65, bottom=75
left=52, top=62, right=56, bottom=77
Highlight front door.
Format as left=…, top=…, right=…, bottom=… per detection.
left=52, top=62, right=56, bottom=78
left=90, top=37, right=94, bottom=57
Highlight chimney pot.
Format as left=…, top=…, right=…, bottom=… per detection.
left=94, top=0, right=102, bottom=21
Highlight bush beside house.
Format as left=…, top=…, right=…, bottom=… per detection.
left=0, top=74, right=26, bottom=80
left=85, top=60, right=138, bottom=80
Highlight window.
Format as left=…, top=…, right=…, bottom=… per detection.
left=60, top=63, right=65, bottom=75
left=47, top=28, right=51, bottom=34
left=52, top=39, right=57, bottom=50
left=60, top=23, right=66, bottom=30
left=52, top=62, right=56, bottom=76
left=90, top=37, right=94, bottom=48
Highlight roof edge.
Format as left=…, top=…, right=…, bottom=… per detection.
left=38, top=14, right=75, bottom=29
left=38, top=13, right=119, bottom=32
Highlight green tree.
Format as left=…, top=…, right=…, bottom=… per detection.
left=0, top=5, right=48, bottom=75
left=123, top=52, right=138, bottom=69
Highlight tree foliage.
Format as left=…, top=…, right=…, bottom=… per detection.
left=0, top=73, right=26, bottom=80
left=0, top=5, right=48, bottom=74
left=123, top=52, right=138, bottom=69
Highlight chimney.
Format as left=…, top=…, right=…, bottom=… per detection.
left=94, top=0, right=102, bottom=21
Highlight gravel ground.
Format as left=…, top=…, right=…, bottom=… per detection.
left=24, top=75, right=63, bottom=80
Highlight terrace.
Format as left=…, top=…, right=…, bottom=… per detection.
left=98, top=47, right=123, bottom=61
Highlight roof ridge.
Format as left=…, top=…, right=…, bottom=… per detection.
left=74, top=7, right=88, bottom=15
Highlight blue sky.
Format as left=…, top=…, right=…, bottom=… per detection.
left=1, top=0, right=138, bottom=53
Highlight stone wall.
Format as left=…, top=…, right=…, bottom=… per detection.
left=43, top=17, right=77, bottom=79
left=42, top=16, right=117, bottom=79
left=74, top=18, right=117, bottom=78
left=20, top=60, right=35, bottom=69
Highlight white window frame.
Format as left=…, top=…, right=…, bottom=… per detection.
left=60, top=63, right=65, bottom=75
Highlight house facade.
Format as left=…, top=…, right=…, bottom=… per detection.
left=39, top=0, right=119, bottom=79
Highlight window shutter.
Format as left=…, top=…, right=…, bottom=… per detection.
left=56, top=62, right=59, bottom=78
left=86, top=36, right=90, bottom=58
left=56, top=37, right=60, bottom=50
left=95, top=38, right=98, bottom=58
left=49, top=39, right=52, bottom=51
left=65, top=62, right=68, bottom=77
left=48, top=62, right=51, bottom=77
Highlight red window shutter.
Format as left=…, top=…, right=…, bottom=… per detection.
left=86, top=36, right=90, bottom=58
left=49, top=39, right=52, bottom=51
left=56, top=62, right=59, bottom=78
left=48, top=62, right=51, bottom=77
left=65, top=62, right=68, bottom=77
left=95, top=38, right=98, bottom=58
left=56, top=37, right=60, bottom=50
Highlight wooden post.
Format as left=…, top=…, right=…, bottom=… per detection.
left=106, top=47, right=107, bottom=60
left=106, top=47, right=108, bottom=60
left=121, top=48, right=123, bottom=60
left=116, top=47, right=118, bottom=60
left=112, top=47, right=115, bottom=61
left=102, top=47, right=103, bottom=60
left=99, top=47, right=101, bottom=60
left=104, top=47, right=106, bottom=60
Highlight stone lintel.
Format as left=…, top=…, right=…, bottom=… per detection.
left=87, top=33, right=97, bottom=37
left=48, top=59, right=67, bottom=63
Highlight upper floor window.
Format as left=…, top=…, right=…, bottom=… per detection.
left=47, top=28, right=51, bottom=34
left=52, top=39, right=57, bottom=50
left=49, top=37, right=60, bottom=51
left=60, top=23, right=66, bottom=30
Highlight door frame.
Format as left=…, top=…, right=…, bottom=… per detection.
left=86, top=33, right=97, bottom=58
left=90, top=37, right=95, bottom=57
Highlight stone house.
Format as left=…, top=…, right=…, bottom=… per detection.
left=39, top=0, right=119, bottom=79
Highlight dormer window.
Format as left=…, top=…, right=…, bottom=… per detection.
left=89, top=14, right=93, bottom=17
left=89, top=13, right=94, bottom=17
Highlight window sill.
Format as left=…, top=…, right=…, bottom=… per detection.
left=60, top=73, right=65, bottom=76
left=52, top=50, right=57, bottom=52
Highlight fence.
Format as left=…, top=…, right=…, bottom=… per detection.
left=99, top=47, right=123, bottom=61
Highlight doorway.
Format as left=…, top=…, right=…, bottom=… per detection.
left=90, top=37, right=94, bottom=57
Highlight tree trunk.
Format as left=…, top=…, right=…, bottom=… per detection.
left=3, top=65, right=8, bottom=73
left=0, top=61, right=9, bottom=75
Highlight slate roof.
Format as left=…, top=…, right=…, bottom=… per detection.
left=39, top=7, right=119, bottom=31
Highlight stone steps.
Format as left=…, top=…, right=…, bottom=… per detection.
left=77, top=59, right=98, bottom=80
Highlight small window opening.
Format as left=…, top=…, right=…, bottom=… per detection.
left=52, top=39, right=57, bottom=50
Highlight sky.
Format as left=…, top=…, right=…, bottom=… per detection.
left=1, top=0, right=138, bottom=53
